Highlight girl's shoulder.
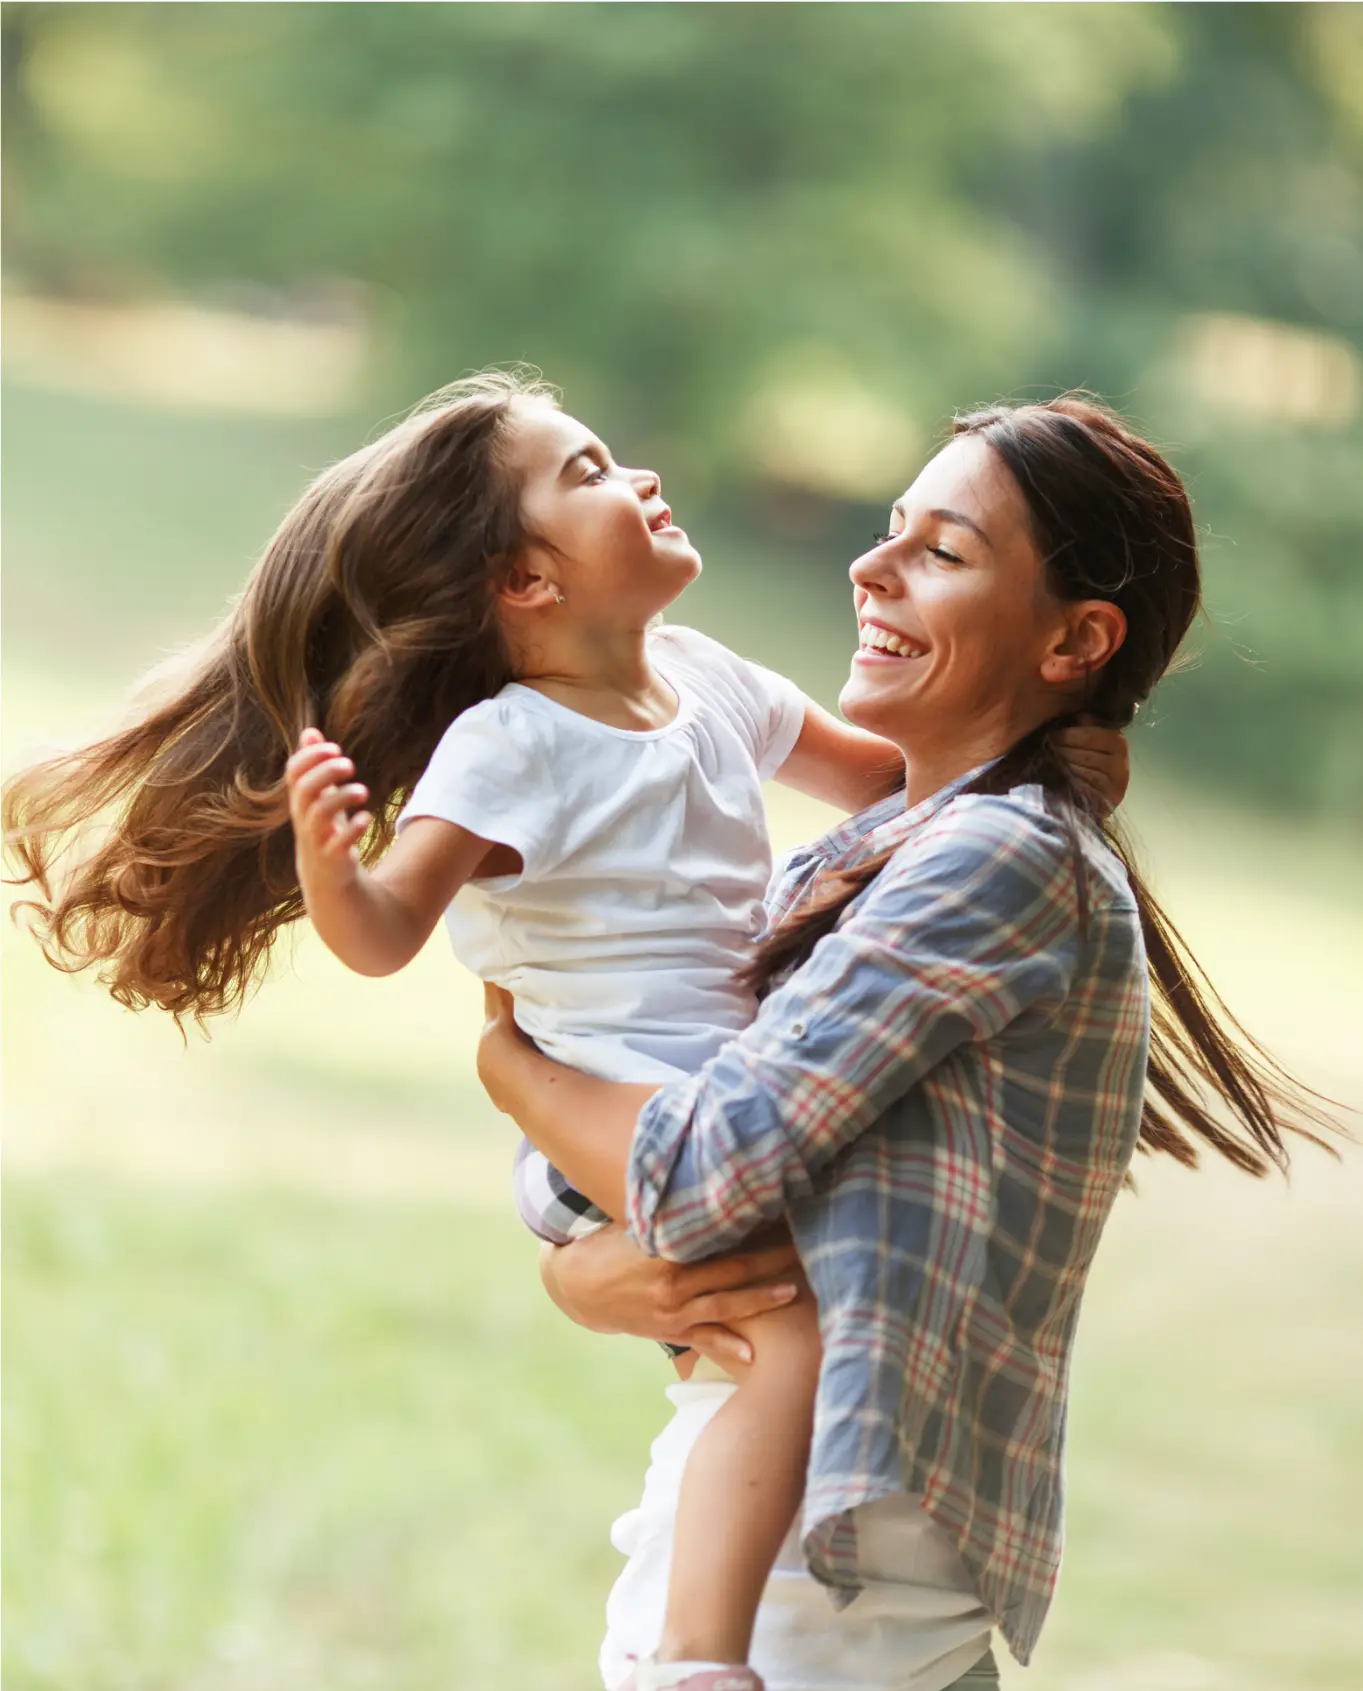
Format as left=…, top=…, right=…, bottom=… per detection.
left=647, top=622, right=738, bottom=672
left=421, top=688, right=563, bottom=777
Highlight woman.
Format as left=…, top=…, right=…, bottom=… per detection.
left=478, top=397, right=1333, bottom=1691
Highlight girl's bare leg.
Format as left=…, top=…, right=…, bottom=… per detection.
left=656, top=1290, right=821, bottom=1665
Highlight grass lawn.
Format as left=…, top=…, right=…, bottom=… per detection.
left=4, top=381, right=1362, bottom=1689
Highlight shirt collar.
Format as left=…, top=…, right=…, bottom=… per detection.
left=797, top=760, right=996, bottom=870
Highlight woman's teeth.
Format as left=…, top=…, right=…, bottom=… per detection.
left=859, top=624, right=925, bottom=658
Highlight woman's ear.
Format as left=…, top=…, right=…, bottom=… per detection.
left=1040, top=600, right=1127, bottom=687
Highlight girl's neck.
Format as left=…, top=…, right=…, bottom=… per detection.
left=514, top=624, right=679, bottom=732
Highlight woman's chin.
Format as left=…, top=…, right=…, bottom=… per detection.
left=839, top=669, right=923, bottom=737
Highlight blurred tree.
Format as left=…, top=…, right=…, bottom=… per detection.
left=2, top=2, right=1360, bottom=817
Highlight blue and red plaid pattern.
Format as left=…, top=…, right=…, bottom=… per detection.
left=624, top=776, right=1150, bottom=1665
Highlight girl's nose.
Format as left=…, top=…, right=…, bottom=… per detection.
left=633, top=466, right=661, bottom=499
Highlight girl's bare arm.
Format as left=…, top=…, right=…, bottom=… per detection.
left=773, top=702, right=904, bottom=813
left=774, top=701, right=1131, bottom=814
left=286, top=729, right=505, bottom=976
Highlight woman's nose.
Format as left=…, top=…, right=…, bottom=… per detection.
left=849, top=545, right=892, bottom=591
left=632, top=466, right=661, bottom=499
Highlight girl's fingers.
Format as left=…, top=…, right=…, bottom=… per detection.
left=312, top=782, right=369, bottom=819
left=286, top=738, right=341, bottom=779
left=323, top=811, right=371, bottom=860
left=1053, top=728, right=1113, bottom=754
left=316, top=812, right=369, bottom=860
left=291, top=756, right=356, bottom=804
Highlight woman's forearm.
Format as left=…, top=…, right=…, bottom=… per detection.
left=538, top=1240, right=614, bottom=1333
left=482, top=1031, right=657, bottom=1219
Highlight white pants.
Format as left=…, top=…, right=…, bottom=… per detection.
left=600, top=1369, right=992, bottom=1691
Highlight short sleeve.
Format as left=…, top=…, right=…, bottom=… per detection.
left=397, top=699, right=555, bottom=881
left=742, top=657, right=808, bottom=780
left=652, top=625, right=807, bottom=781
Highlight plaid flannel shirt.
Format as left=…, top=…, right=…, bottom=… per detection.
left=624, top=776, right=1149, bottom=1665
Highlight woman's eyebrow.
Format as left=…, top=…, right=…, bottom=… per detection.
left=892, top=500, right=993, bottom=548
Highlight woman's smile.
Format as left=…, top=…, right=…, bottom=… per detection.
left=855, top=615, right=929, bottom=663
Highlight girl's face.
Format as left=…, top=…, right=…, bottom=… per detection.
left=506, top=402, right=701, bottom=626
left=839, top=434, right=1106, bottom=749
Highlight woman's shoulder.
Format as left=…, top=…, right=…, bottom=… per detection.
left=883, top=784, right=1134, bottom=911
left=900, top=784, right=1070, bottom=859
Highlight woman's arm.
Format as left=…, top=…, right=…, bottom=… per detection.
left=480, top=794, right=1082, bottom=1261
left=479, top=987, right=655, bottom=1219
left=288, top=730, right=504, bottom=976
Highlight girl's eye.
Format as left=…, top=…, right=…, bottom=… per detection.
left=586, top=465, right=608, bottom=484
left=928, top=545, right=963, bottom=564
left=871, top=531, right=899, bottom=546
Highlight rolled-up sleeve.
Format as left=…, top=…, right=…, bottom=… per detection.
left=626, top=795, right=1082, bottom=1261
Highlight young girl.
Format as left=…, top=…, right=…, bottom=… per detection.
left=5, top=372, right=1126, bottom=1691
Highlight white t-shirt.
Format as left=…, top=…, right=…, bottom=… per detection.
left=398, top=625, right=807, bottom=1083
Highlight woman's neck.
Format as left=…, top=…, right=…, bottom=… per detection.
left=514, top=624, right=678, bottom=731
left=899, top=700, right=1054, bottom=810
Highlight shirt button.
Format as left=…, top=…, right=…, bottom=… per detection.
left=791, top=1020, right=806, bottom=1039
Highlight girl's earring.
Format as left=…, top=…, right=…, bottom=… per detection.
left=554, top=592, right=566, bottom=605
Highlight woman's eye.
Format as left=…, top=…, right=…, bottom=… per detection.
left=871, top=531, right=902, bottom=546
left=586, top=465, right=608, bottom=483
left=928, top=545, right=962, bottom=564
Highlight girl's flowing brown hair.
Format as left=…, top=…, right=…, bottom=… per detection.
left=751, top=395, right=1340, bottom=1177
left=4, top=369, right=556, bottom=1024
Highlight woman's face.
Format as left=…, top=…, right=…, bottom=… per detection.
left=839, top=434, right=1080, bottom=747
left=506, top=401, right=701, bottom=625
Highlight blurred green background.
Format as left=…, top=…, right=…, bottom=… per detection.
left=3, top=5, right=1361, bottom=1689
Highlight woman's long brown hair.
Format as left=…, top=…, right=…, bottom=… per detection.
left=4, top=369, right=555, bottom=1025
left=750, top=396, right=1340, bottom=1177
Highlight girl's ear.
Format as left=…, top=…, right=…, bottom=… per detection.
left=1040, top=599, right=1127, bottom=686
left=497, top=554, right=562, bottom=614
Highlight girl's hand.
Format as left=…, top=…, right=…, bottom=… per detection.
left=286, top=727, right=372, bottom=884
left=540, top=1223, right=804, bottom=1373
left=1053, top=719, right=1130, bottom=814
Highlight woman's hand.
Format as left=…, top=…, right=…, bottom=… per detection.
left=1053, top=718, right=1130, bottom=814
left=540, top=1223, right=803, bottom=1373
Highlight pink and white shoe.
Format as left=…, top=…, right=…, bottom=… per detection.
left=617, top=1667, right=765, bottom=1691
